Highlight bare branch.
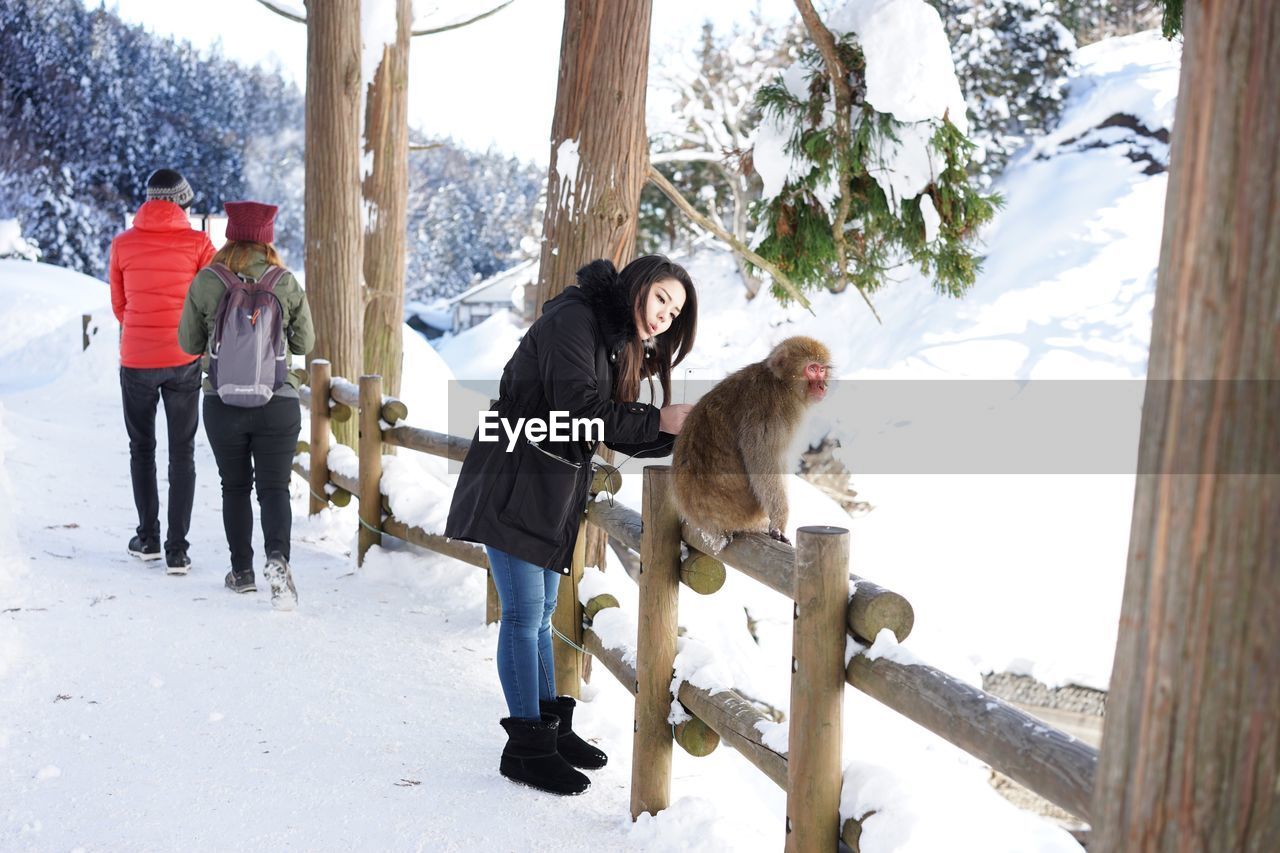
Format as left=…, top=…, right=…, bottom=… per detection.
left=256, top=0, right=513, bottom=35
left=648, top=165, right=813, bottom=313
left=650, top=149, right=726, bottom=165
left=412, top=1, right=513, bottom=37
left=255, top=0, right=305, bottom=24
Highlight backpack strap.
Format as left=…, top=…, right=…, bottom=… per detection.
left=257, top=266, right=288, bottom=290
left=208, top=263, right=243, bottom=354
left=207, top=262, right=242, bottom=290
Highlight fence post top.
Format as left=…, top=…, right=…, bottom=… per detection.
left=796, top=525, right=849, bottom=537
left=359, top=374, right=382, bottom=382
left=311, top=358, right=331, bottom=366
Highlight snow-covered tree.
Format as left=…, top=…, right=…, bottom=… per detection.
left=927, top=0, right=1076, bottom=180
left=0, top=0, right=304, bottom=275
left=403, top=142, right=542, bottom=303
left=1057, top=0, right=1163, bottom=43
left=750, top=0, right=999, bottom=306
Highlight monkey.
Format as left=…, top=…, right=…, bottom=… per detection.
left=672, top=336, right=831, bottom=553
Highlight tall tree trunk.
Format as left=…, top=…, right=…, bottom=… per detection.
left=536, top=0, right=653, bottom=307
left=362, top=0, right=411, bottom=398
left=537, top=0, right=654, bottom=576
left=1092, top=2, right=1280, bottom=850
left=305, top=0, right=364, bottom=448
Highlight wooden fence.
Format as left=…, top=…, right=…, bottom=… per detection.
left=295, top=361, right=1099, bottom=851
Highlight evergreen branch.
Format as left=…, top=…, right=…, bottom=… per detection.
left=1161, top=1, right=1184, bottom=38
left=793, top=0, right=856, bottom=295
left=647, top=165, right=814, bottom=313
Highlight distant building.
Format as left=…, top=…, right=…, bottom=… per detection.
left=446, top=258, right=537, bottom=332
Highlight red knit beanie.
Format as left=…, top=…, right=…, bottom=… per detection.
left=224, top=201, right=278, bottom=244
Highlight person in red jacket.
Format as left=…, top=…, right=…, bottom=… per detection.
left=109, top=168, right=214, bottom=574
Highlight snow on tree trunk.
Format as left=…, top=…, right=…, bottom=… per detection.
left=1091, top=1, right=1280, bottom=849
left=306, top=0, right=364, bottom=448
left=535, top=0, right=654, bottom=308
left=361, top=0, right=410, bottom=398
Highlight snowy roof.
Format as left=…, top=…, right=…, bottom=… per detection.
left=447, top=258, right=537, bottom=307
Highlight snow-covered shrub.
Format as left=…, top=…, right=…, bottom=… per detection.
left=0, top=217, right=41, bottom=261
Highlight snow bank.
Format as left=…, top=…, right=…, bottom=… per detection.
left=0, top=260, right=114, bottom=392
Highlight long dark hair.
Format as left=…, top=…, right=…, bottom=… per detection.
left=613, top=254, right=697, bottom=405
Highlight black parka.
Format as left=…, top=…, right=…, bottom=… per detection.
left=444, top=263, right=673, bottom=574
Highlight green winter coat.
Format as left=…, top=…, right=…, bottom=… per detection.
left=177, top=252, right=315, bottom=395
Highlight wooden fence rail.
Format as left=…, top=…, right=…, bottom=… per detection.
left=295, top=369, right=1100, bottom=849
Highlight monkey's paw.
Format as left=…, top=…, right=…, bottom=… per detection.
left=768, top=528, right=791, bottom=545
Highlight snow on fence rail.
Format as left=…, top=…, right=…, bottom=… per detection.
left=294, top=361, right=1099, bottom=849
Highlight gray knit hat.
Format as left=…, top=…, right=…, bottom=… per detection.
left=145, top=168, right=195, bottom=208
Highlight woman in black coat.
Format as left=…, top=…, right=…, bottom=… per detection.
left=445, top=255, right=697, bottom=795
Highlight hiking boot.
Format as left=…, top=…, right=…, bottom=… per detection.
left=224, top=568, right=256, bottom=593
left=263, top=553, right=297, bottom=611
left=499, top=714, right=590, bottom=796
left=165, top=550, right=191, bottom=576
left=540, top=695, right=608, bottom=770
left=128, top=536, right=161, bottom=561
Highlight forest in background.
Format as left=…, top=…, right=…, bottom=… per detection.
left=0, top=0, right=541, bottom=301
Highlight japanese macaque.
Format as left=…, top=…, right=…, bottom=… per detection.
left=672, top=336, right=831, bottom=552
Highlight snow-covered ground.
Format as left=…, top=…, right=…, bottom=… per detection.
left=1, top=29, right=1178, bottom=853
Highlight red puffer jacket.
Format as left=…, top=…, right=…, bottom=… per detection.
left=109, top=200, right=215, bottom=368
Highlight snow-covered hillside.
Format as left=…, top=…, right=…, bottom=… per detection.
left=1, top=30, right=1178, bottom=853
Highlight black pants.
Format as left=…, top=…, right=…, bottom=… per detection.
left=202, top=395, right=302, bottom=573
left=120, top=361, right=202, bottom=553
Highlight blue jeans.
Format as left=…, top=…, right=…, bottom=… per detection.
left=486, top=546, right=560, bottom=719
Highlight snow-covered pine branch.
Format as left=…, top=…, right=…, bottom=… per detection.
left=749, top=0, right=1000, bottom=303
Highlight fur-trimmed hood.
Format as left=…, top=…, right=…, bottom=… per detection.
left=572, top=259, right=636, bottom=354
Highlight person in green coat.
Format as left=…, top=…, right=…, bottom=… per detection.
left=178, top=200, right=314, bottom=610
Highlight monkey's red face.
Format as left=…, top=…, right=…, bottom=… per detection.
left=636, top=277, right=687, bottom=341
left=805, top=362, right=829, bottom=402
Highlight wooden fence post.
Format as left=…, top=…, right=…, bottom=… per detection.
left=786, top=525, right=849, bottom=852
left=552, top=515, right=588, bottom=697
left=631, top=465, right=682, bottom=819
left=357, top=374, right=383, bottom=564
left=308, top=359, right=332, bottom=516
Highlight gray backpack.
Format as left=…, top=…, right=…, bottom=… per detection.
left=207, top=263, right=288, bottom=407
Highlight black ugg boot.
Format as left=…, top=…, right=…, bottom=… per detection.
left=540, top=695, right=608, bottom=770
left=499, top=714, right=590, bottom=795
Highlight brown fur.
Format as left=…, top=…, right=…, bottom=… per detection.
left=672, top=336, right=831, bottom=552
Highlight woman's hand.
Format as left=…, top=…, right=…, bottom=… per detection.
left=659, top=403, right=694, bottom=435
